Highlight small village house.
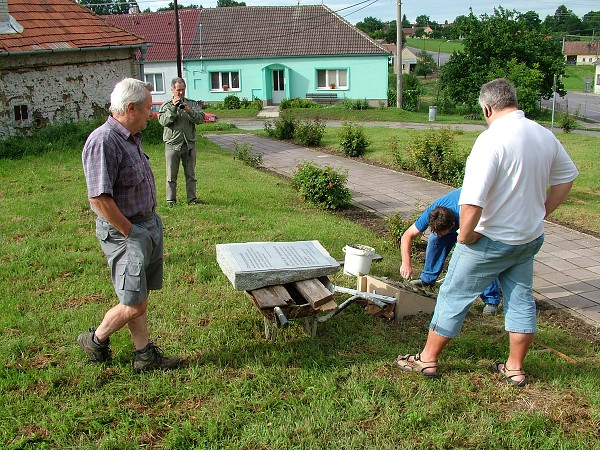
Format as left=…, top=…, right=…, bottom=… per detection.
left=563, top=41, right=600, bottom=65
left=0, top=0, right=146, bottom=140
left=107, top=5, right=390, bottom=107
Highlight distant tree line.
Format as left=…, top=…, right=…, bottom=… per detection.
left=77, top=0, right=246, bottom=15
left=356, top=5, right=600, bottom=41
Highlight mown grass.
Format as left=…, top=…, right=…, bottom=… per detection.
left=562, top=65, right=596, bottom=92
left=0, top=124, right=598, bottom=448
left=406, top=37, right=464, bottom=54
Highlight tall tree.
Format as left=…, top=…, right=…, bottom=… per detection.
left=217, top=0, right=246, bottom=6
left=77, top=0, right=132, bottom=15
left=440, top=7, right=565, bottom=115
left=356, top=16, right=385, bottom=35
left=415, top=14, right=430, bottom=27
left=156, top=3, right=200, bottom=11
left=543, top=5, right=583, bottom=34
left=581, top=11, right=600, bottom=34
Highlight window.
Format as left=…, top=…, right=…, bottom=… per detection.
left=210, top=71, right=240, bottom=90
left=145, top=73, right=164, bottom=93
left=316, top=69, right=348, bottom=89
left=14, top=104, right=28, bottom=121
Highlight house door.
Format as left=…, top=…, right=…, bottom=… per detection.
left=272, top=70, right=285, bottom=105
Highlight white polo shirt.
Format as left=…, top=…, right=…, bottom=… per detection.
left=459, top=110, right=578, bottom=244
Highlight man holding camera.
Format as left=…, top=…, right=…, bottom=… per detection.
left=158, top=77, right=205, bottom=206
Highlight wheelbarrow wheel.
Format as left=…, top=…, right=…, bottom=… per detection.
left=303, top=317, right=318, bottom=337
left=264, top=316, right=277, bottom=343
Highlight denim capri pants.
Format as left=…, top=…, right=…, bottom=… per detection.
left=429, top=234, right=544, bottom=338
left=95, top=214, right=164, bottom=306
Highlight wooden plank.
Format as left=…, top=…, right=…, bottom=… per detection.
left=316, top=299, right=337, bottom=311
left=292, top=278, right=333, bottom=308
left=361, top=275, right=436, bottom=319
left=248, top=285, right=291, bottom=309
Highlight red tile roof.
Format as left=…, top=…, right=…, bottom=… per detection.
left=191, top=5, right=388, bottom=59
left=106, top=9, right=200, bottom=61
left=563, top=41, right=600, bottom=56
left=105, top=5, right=387, bottom=62
left=1, top=0, right=145, bottom=53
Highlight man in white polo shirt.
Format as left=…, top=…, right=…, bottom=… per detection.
left=394, top=78, right=578, bottom=386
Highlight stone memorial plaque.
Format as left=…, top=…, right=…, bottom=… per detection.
left=216, top=240, right=340, bottom=291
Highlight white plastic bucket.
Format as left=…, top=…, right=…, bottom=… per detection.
left=343, top=244, right=375, bottom=276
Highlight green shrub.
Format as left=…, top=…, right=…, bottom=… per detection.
left=232, top=140, right=263, bottom=168
left=279, top=98, right=318, bottom=110
left=251, top=98, right=263, bottom=111
left=559, top=112, right=576, bottom=133
left=338, top=122, right=370, bottom=157
left=292, top=162, right=351, bottom=210
left=264, top=112, right=296, bottom=140
left=0, top=118, right=109, bottom=159
left=401, top=128, right=466, bottom=186
left=240, top=97, right=252, bottom=109
left=339, top=98, right=371, bottom=110
left=223, top=94, right=241, bottom=109
left=294, top=118, right=326, bottom=147
left=386, top=209, right=422, bottom=250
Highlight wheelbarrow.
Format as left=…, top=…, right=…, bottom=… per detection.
left=244, top=276, right=397, bottom=343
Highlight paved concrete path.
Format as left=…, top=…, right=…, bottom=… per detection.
left=205, top=130, right=600, bottom=329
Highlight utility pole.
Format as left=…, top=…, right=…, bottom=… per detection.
left=174, top=0, right=182, bottom=78
left=396, top=0, right=402, bottom=108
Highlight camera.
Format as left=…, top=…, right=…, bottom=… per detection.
left=178, top=102, right=187, bottom=110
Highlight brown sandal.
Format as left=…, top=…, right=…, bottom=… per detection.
left=394, top=353, right=439, bottom=378
left=492, top=361, right=526, bottom=387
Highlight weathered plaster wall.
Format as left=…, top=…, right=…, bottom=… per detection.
left=0, top=49, right=137, bottom=140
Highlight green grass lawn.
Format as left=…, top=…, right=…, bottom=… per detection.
left=0, top=128, right=598, bottom=448
left=406, top=37, right=464, bottom=54
left=562, top=65, right=596, bottom=92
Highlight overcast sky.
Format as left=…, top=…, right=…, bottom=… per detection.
left=135, top=1, right=598, bottom=25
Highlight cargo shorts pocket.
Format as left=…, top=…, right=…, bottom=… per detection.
left=116, top=260, right=142, bottom=292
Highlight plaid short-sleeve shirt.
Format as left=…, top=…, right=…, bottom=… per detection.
left=82, top=116, right=157, bottom=219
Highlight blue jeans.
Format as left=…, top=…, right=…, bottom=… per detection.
left=429, top=234, right=544, bottom=338
left=421, top=231, right=501, bottom=306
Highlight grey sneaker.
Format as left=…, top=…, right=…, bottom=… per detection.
left=77, top=328, right=112, bottom=363
left=132, top=342, right=181, bottom=373
left=483, top=304, right=499, bottom=316
left=167, top=200, right=176, bottom=208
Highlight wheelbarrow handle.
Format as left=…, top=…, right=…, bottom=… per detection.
left=273, top=306, right=289, bottom=328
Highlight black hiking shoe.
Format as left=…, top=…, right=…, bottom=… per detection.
left=77, top=328, right=112, bottom=363
left=132, top=342, right=181, bottom=373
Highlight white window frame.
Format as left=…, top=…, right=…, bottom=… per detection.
left=145, top=73, right=165, bottom=94
left=210, top=71, right=240, bottom=91
left=316, top=69, right=348, bottom=90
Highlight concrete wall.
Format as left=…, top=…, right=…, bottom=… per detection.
left=184, top=54, right=389, bottom=106
left=0, top=49, right=137, bottom=140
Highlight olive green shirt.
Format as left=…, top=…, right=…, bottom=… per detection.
left=157, top=99, right=205, bottom=149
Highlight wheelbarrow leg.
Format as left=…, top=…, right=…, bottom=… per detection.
left=263, top=316, right=277, bottom=343
left=303, top=317, right=318, bottom=337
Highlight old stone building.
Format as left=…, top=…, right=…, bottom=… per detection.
left=0, top=0, right=147, bottom=140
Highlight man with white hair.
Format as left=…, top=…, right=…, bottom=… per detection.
left=395, top=78, right=578, bottom=386
left=79, top=78, right=180, bottom=372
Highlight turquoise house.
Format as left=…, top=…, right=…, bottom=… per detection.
left=184, top=5, right=390, bottom=106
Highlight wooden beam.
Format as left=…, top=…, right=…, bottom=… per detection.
left=293, top=278, right=333, bottom=308
left=248, top=285, right=291, bottom=309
